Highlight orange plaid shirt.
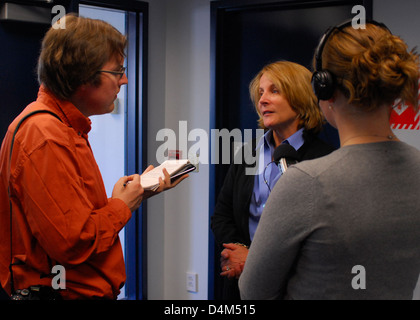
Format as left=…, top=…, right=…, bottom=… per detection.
left=0, top=86, right=131, bottom=299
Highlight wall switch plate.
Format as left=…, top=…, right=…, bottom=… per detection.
left=186, top=272, right=198, bottom=292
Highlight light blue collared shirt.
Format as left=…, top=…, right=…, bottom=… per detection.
left=248, top=128, right=304, bottom=241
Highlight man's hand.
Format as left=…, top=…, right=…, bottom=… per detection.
left=142, top=165, right=189, bottom=199
left=112, top=174, right=144, bottom=212
left=112, top=165, right=189, bottom=212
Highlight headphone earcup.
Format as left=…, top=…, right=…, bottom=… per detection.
left=311, top=70, right=335, bottom=101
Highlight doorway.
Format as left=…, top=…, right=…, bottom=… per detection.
left=209, top=0, right=372, bottom=299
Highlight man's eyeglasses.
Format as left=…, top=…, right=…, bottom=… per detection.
left=97, top=67, right=126, bottom=79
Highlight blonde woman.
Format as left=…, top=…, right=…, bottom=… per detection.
left=211, top=60, right=335, bottom=299
left=240, top=21, right=420, bottom=299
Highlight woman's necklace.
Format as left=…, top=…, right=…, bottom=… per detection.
left=341, top=134, right=397, bottom=146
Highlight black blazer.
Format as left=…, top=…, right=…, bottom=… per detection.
left=211, top=130, right=336, bottom=248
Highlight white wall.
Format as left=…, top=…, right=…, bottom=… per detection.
left=144, top=0, right=166, bottom=299
left=145, top=0, right=210, bottom=300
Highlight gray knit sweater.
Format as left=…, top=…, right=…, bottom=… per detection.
left=239, top=141, right=420, bottom=300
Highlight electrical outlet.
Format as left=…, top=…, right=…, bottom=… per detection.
left=186, top=272, right=198, bottom=292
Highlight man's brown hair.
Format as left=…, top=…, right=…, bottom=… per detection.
left=38, top=14, right=127, bottom=100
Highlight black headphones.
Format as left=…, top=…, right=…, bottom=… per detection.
left=311, top=19, right=391, bottom=101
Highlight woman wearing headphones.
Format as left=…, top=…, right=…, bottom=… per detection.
left=239, top=21, right=420, bottom=299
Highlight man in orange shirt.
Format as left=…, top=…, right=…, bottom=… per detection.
left=0, top=14, right=186, bottom=300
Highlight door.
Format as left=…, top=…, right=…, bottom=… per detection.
left=0, top=2, right=51, bottom=139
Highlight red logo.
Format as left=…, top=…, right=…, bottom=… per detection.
left=390, top=81, right=420, bottom=130
left=390, top=101, right=420, bottom=130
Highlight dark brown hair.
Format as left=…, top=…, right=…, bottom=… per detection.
left=38, top=14, right=127, bottom=100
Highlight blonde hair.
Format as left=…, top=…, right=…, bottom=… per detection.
left=319, top=23, right=419, bottom=111
left=249, top=61, right=325, bottom=133
left=38, top=14, right=127, bottom=100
